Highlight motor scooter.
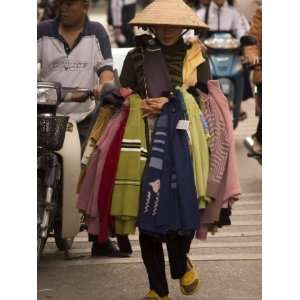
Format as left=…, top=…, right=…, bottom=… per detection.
left=204, top=31, right=244, bottom=128
left=37, top=81, right=92, bottom=262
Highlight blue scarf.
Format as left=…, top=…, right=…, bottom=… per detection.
left=138, top=90, right=199, bottom=235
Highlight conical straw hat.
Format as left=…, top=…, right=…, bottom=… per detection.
left=129, top=0, right=208, bottom=29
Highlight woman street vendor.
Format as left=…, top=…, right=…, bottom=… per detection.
left=119, top=0, right=211, bottom=299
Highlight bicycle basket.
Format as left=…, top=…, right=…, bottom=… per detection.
left=37, top=116, right=69, bottom=151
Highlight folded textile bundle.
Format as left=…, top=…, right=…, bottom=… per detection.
left=77, top=81, right=241, bottom=241
left=110, top=94, right=148, bottom=235
left=138, top=90, right=199, bottom=235
left=197, top=80, right=241, bottom=239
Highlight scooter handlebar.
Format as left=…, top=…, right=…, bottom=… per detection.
left=61, top=88, right=94, bottom=103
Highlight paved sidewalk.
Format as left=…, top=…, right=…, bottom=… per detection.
left=38, top=99, right=262, bottom=300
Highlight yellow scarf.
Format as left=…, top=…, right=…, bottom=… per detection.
left=182, top=41, right=205, bottom=89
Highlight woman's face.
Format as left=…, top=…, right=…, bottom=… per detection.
left=152, top=26, right=183, bottom=46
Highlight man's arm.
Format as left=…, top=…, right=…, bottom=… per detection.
left=99, top=70, right=114, bottom=83
left=93, top=69, right=114, bottom=99
left=232, top=10, right=246, bottom=39
left=93, top=23, right=115, bottom=98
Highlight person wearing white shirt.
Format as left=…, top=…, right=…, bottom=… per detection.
left=197, top=0, right=246, bottom=39
left=185, top=0, right=248, bottom=124
left=108, top=0, right=137, bottom=47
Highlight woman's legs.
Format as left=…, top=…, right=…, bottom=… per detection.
left=139, top=231, right=195, bottom=297
left=166, top=232, right=194, bottom=279
left=139, top=233, right=169, bottom=297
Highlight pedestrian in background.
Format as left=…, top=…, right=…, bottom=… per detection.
left=226, top=0, right=254, bottom=112
left=196, top=0, right=248, bottom=121
left=244, top=4, right=262, bottom=154
left=107, top=0, right=137, bottom=47
left=197, top=0, right=246, bottom=39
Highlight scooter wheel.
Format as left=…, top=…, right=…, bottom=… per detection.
left=37, top=236, right=47, bottom=263
left=53, top=220, right=74, bottom=251
left=54, top=236, right=74, bottom=251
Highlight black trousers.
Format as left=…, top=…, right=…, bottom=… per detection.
left=139, top=231, right=194, bottom=297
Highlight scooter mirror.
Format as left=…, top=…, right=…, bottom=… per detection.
left=37, top=87, right=58, bottom=105
left=37, top=83, right=60, bottom=105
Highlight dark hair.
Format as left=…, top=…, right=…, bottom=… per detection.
left=227, top=0, right=235, bottom=6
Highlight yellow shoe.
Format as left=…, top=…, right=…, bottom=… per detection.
left=180, top=257, right=200, bottom=295
left=144, top=290, right=171, bottom=300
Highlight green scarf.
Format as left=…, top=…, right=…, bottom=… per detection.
left=110, top=94, right=147, bottom=235
left=178, top=87, right=210, bottom=208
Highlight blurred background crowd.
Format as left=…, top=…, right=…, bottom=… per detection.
left=37, top=0, right=261, bottom=48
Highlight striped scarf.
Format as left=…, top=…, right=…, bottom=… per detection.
left=138, top=90, right=199, bottom=235
left=110, top=94, right=148, bottom=235
left=178, top=88, right=210, bottom=208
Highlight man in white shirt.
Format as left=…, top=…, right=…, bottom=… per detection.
left=38, top=0, right=114, bottom=144
left=38, top=0, right=131, bottom=258
left=195, top=0, right=248, bottom=124
left=197, top=0, right=246, bottom=39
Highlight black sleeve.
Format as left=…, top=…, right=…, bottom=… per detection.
left=94, top=22, right=113, bottom=60
left=119, top=51, right=138, bottom=90
left=196, top=52, right=211, bottom=88
left=187, top=52, right=211, bottom=96
left=37, top=20, right=54, bottom=40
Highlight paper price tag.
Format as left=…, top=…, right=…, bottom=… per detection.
left=81, top=141, right=95, bottom=166
left=176, top=120, right=190, bottom=131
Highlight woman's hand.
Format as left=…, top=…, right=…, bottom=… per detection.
left=141, top=97, right=169, bottom=118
